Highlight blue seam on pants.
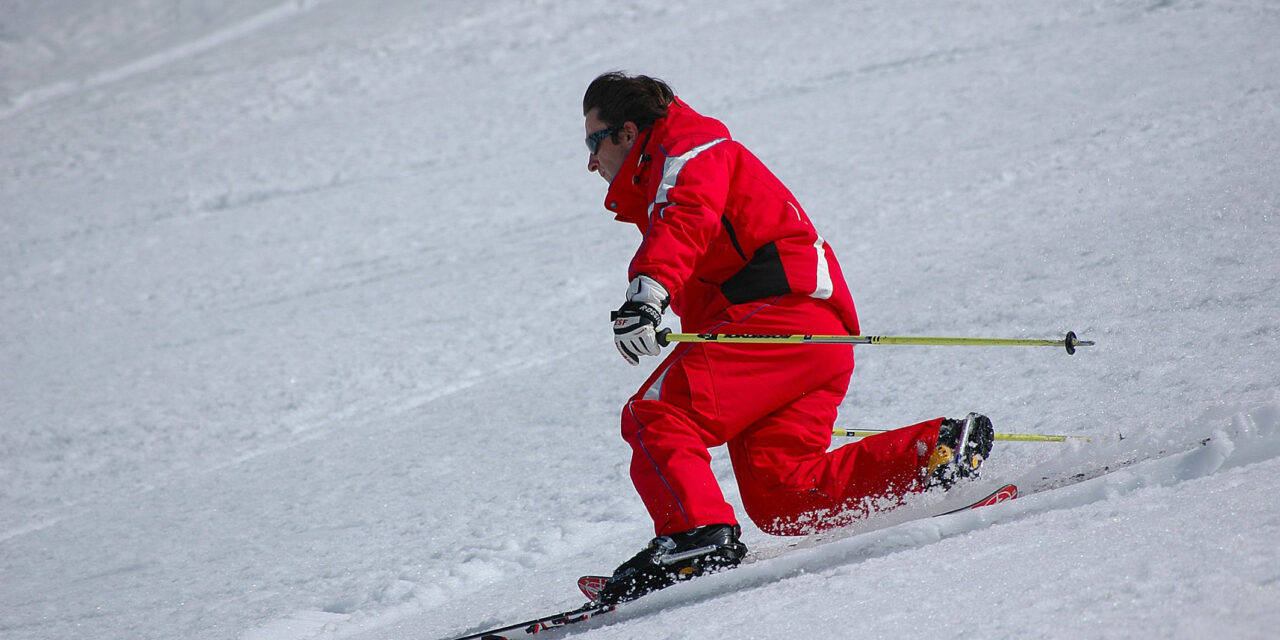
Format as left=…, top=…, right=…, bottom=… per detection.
left=626, top=399, right=692, bottom=531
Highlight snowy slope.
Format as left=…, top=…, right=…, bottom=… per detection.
left=2, top=1, right=1278, bottom=639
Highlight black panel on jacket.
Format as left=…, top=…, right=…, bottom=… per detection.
left=720, top=242, right=792, bottom=304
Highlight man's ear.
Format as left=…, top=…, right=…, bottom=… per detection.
left=621, top=121, right=640, bottom=144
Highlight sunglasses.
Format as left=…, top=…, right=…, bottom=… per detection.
left=585, top=127, right=618, bottom=155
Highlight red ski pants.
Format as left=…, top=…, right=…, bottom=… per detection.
left=622, top=297, right=941, bottom=536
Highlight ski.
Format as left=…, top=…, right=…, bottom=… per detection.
left=447, top=482, right=1020, bottom=639
left=575, top=482, right=1021, bottom=603
left=444, top=601, right=616, bottom=640
left=447, top=438, right=1214, bottom=638
left=1025, top=437, right=1212, bottom=495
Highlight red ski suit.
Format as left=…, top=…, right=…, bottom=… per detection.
left=605, top=98, right=942, bottom=536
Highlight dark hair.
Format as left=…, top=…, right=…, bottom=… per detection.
left=582, top=72, right=675, bottom=132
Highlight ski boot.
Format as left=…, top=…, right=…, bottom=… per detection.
left=926, top=412, right=995, bottom=489
left=596, top=524, right=747, bottom=605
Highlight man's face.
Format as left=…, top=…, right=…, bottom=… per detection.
left=585, top=108, right=634, bottom=184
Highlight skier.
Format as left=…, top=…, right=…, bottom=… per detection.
left=583, top=72, right=994, bottom=604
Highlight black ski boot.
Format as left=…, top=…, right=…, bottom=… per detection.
left=596, top=524, right=747, bottom=605
left=927, top=412, right=995, bottom=489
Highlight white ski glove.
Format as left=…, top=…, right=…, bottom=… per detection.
left=612, top=275, right=670, bottom=366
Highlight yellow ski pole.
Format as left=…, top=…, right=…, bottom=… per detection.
left=832, top=428, right=1094, bottom=443
left=657, top=329, right=1094, bottom=355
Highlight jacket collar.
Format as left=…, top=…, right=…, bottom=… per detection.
left=599, top=98, right=729, bottom=226
left=602, top=126, right=658, bottom=226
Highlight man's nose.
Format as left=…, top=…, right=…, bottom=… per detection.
left=587, top=156, right=599, bottom=172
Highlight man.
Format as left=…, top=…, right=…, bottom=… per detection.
left=583, top=72, right=994, bottom=604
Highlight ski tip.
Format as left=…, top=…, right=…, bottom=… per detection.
left=577, top=575, right=608, bottom=602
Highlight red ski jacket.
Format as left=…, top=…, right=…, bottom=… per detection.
left=603, top=98, right=859, bottom=333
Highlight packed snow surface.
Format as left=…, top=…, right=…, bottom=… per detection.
left=2, top=1, right=1278, bottom=639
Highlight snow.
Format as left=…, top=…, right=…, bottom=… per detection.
left=2, top=1, right=1278, bottom=639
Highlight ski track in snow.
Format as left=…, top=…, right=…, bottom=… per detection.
left=2, top=1, right=1278, bottom=639
left=0, top=0, right=341, bottom=120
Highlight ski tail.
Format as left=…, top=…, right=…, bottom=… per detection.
left=969, top=483, right=1018, bottom=508
left=937, top=483, right=1018, bottom=516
